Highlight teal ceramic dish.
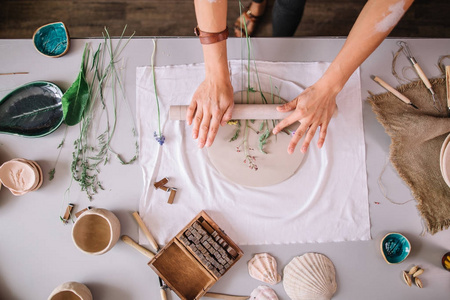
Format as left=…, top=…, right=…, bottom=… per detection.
left=380, top=232, right=411, bottom=264
left=33, top=22, right=70, bottom=58
left=0, top=81, right=64, bottom=137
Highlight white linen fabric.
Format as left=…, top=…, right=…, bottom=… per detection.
left=136, top=60, right=370, bottom=245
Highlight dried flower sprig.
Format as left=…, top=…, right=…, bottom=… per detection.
left=151, top=39, right=165, bottom=146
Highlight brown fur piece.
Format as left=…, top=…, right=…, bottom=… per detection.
left=368, top=78, right=450, bottom=234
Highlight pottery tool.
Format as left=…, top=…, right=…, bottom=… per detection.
left=397, top=41, right=442, bottom=112
left=121, top=235, right=156, bottom=259
left=132, top=211, right=159, bottom=251
left=203, top=292, right=248, bottom=299
left=446, top=65, right=450, bottom=113
left=0, top=72, right=28, bottom=75
left=371, top=76, right=418, bottom=109
left=170, top=104, right=291, bottom=121
left=132, top=212, right=168, bottom=300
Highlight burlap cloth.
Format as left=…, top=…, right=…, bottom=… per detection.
left=368, top=78, right=450, bottom=234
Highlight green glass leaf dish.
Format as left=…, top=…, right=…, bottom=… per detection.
left=0, top=81, right=64, bottom=137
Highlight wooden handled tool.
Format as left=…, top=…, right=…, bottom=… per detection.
left=372, top=76, right=418, bottom=109
left=203, top=292, right=249, bottom=300
left=132, top=211, right=159, bottom=251
left=398, top=41, right=441, bottom=111
left=131, top=212, right=167, bottom=300
left=446, top=65, right=450, bottom=112
left=121, top=235, right=155, bottom=259
left=170, top=104, right=290, bottom=121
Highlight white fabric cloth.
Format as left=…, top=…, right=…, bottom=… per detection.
left=136, top=60, right=370, bottom=245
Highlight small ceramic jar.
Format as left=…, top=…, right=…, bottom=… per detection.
left=48, top=281, right=92, bottom=300
left=72, top=208, right=121, bottom=255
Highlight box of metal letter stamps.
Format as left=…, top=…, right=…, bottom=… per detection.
left=149, top=211, right=243, bottom=300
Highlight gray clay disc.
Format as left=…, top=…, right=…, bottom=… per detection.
left=207, top=91, right=305, bottom=187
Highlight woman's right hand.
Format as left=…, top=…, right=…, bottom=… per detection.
left=187, top=76, right=234, bottom=148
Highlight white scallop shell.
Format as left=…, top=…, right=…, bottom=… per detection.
left=250, top=285, right=279, bottom=300
left=283, top=253, right=337, bottom=300
left=248, top=253, right=282, bottom=285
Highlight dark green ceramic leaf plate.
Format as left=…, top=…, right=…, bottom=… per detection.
left=0, top=81, right=64, bottom=137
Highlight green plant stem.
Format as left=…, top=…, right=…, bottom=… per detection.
left=151, top=39, right=162, bottom=138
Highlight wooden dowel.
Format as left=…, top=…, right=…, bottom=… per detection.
left=132, top=211, right=159, bottom=251
left=203, top=292, right=248, bottom=300
left=121, top=235, right=155, bottom=259
left=446, top=65, right=450, bottom=110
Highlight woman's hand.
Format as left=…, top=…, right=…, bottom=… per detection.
left=272, top=79, right=339, bottom=154
left=187, top=77, right=234, bottom=148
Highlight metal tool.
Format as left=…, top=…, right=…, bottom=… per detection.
left=397, top=41, right=442, bottom=112
left=371, top=76, right=419, bottom=109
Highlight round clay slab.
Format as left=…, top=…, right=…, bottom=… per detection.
left=440, top=133, right=450, bottom=171
left=207, top=91, right=305, bottom=187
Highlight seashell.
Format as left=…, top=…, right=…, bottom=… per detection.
left=248, top=253, right=282, bottom=285
left=250, top=285, right=279, bottom=300
left=402, top=271, right=412, bottom=287
left=283, top=252, right=337, bottom=300
left=414, top=277, right=423, bottom=288
left=412, top=268, right=424, bottom=278
left=408, top=265, right=419, bottom=275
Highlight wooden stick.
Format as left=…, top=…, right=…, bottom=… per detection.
left=0, top=72, right=29, bottom=75
left=132, top=211, right=159, bottom=251
left=372, top=76, right=417, bottom=108
left=203, top=292, right=248, bottom=300
left=446, top=65, right=450, bottom=110
left=121, top=235, right=155, bottom=259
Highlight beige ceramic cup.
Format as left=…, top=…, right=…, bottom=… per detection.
left=72, top=208, right=121, bottom=255
left=48, top=281, right=93, bottom=300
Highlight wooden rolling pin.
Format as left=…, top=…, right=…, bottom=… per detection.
left=121, top=235, right=155, bottom=259
left=170, top=104, right=290, bottom=121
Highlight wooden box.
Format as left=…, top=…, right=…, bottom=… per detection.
left=149, top=211, right=243, bottom=300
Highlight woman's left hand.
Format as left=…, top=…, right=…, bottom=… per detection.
left=272, top=79, right=339, bottom=154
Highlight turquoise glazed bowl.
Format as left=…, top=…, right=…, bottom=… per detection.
left=380, top=232, right=411, bottom=264
left=33, top=22, right=70, bottom=57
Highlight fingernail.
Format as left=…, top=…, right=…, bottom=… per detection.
left=288, top=147, right=294, bottom=154
left=301, top=146, right=307, bottom=153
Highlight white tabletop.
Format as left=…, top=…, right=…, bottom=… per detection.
left=0, top=37, right=449, bottom=300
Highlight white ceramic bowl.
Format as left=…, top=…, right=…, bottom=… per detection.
left=72, top=208, right=121, bottom=255
left=48, top=281, right=92, bottom=300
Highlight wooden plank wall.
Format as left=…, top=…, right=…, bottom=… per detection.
left=0, top=0, right=449, bottom=38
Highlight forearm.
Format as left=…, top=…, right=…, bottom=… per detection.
left=322, top=0, right=414, bottom=91
left=194, top=0, right=230, bottom=80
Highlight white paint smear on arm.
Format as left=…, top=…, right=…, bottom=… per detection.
left=375, top=0, right=406, bottom=33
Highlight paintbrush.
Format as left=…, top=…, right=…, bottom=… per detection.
left=398, top=41, right=442, bottom=112
left=371, top=75, right=419, bottom=109
left=132, top=212, right=168, bottom=300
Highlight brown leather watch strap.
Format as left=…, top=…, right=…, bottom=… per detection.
left=194, top=26, right=229, bottom=45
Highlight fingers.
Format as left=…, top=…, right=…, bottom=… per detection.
left=197, top=108, right=212, bottom=148
left=273, top=112, right=301, bottom=135
left=276, top=100, right=296, bottom=112
left=317, top=123, right=328, bottom=148
left=287, top=122, right=308, bottom=154
left=192, top=106, right=203, bottom=140
left=221, top=103, right=234, bottom=126
left=205, top=114, right=221, bottom=147
left=186, top=100, right=197, bottom=126
left=300, top=123, right=319, bottom=153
